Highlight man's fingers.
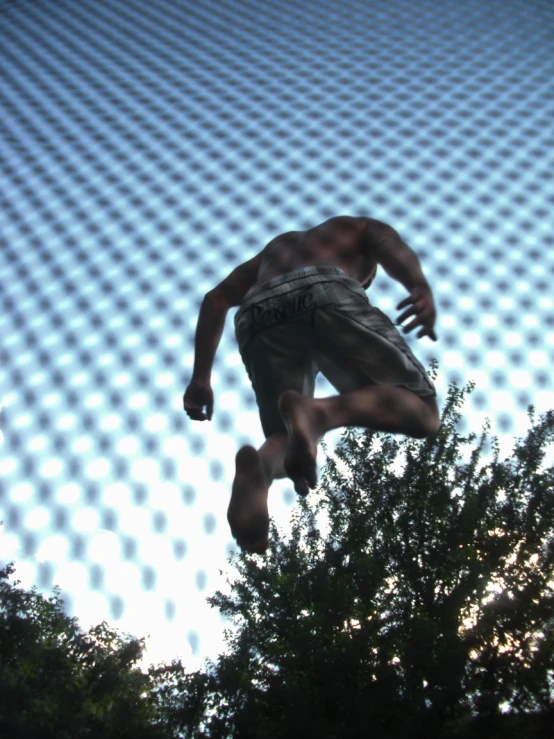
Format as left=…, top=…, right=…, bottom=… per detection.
left=397, top=306, right=417, bottom=324
left=404, top=316, right=435, bottom=335
left=397, top=301, right=426, bottom=324
left=397, top=296, right=414, bottom=311
left=396, top=294, right=437, bottom=341
left=403, top=317, right=423, bottom=333
left=416, top=327, right=438, bottom=341
left=183, top=384, right=214, bottom=421
left=186, top=407, right=207, bottom=421
left=398, top=299, right=428, bottom=324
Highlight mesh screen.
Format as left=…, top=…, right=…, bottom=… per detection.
left=1, top=0, right=553, bottom=667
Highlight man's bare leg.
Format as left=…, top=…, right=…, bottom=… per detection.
left=278, top=386, right=440, bottom=494
left=228, top=432, right=288, bottom=554
left=227, top=383, right=440, bottom=551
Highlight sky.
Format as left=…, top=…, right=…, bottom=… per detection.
left=0, top=0, right=553, bottom=673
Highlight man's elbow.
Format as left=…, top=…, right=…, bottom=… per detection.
left=204, top=289, right=232, bottom=311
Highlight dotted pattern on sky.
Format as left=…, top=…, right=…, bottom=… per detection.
left=1, top=0, right=553, bottom=669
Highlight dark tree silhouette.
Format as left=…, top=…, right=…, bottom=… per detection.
left=180, top=367, right=554, bottom=738
left=2, top=368, right=553, bottom=738
left=0, top=560, right=172, bottom=739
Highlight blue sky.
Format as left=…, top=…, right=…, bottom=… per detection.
left=0, top=0, right=553, bottom=671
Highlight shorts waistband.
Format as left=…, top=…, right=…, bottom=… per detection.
left=243, top=265, right=347, bottom=302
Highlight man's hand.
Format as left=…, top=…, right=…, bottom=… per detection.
left=184, top=378, right=214, bottom=421
left=396, top=286, right=438, bottom=341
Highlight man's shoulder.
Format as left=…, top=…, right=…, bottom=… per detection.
left=268, top=215, right=384, bottom=245
left=320, top=214, right=393, bottom=235
left=320, top=214, right=365, bottom=228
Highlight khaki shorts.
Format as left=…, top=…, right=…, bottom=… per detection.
left=234, top=265, right=436, bottom=438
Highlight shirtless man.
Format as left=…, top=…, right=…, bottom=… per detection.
left=184, top=216, right=440, bottom=554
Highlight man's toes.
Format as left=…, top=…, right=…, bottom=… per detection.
left=235, top=445, right=260, bottom=473
left=293, top=478, right=310, bottom=497
left=231, top=511, right=269, bottom=549
left=237, top=535, right=269, bottom=554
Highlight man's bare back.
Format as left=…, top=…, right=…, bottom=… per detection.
left=256, top=216, right=378, bottom=290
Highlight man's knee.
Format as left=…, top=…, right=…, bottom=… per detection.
left=421, top=396, right=440, bottom=437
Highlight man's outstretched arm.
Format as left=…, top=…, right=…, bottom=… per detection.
left=184, top=293, right=228, bottom=422
left=185, top=252, right=263, bottom=422
left=191, top=293, right=230, bottom=382
left=365, top=219, right=438, bottom=341
left=190, top=252, right=263, bottom=381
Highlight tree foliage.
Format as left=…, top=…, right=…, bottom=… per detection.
left=0, top=560, right=179, bottom=739
left=184, top=370, right=554, bottom=737
left=2, top=371, right=553, bottom=738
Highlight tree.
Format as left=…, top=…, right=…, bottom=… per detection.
left=182, top=367, right=554, bottom=738
left=0, top=560, right=176, bottom=739
left=2, top=371, right=553, bottom=738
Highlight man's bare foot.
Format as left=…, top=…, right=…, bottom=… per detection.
left=228, top=446, right=270, bottom=554
left=278, top=390, right=326, bottom=496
